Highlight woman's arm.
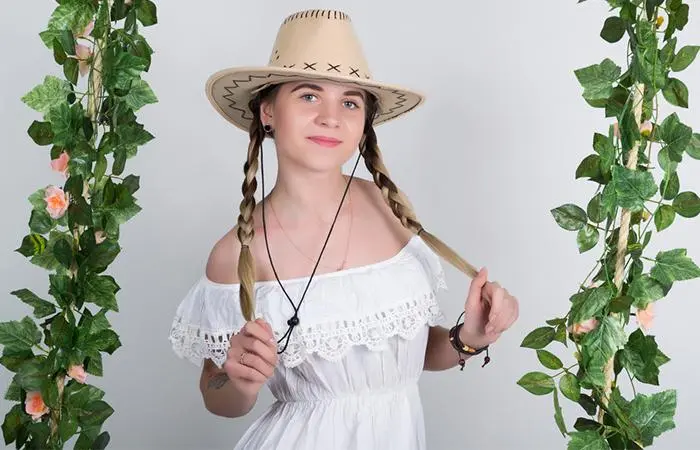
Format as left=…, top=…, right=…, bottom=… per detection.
left=423, top=325, right=490, bottom=371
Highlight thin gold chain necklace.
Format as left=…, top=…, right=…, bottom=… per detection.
left=268, top=191, right=353, bottom=271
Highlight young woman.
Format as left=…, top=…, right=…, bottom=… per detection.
left=169, top=9, right=519, bottom=449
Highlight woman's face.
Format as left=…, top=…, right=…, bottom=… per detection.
left=260, top=80, right=368, bottom=173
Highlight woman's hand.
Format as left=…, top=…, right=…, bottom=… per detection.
left=459, top=267, right=519, bottom=349
left=223, top=319, right=279, bottom=396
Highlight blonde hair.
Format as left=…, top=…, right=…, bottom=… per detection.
left=235, top=86, right=478, bottom=321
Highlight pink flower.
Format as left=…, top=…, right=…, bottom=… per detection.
left=94, top=230, right=107, bottom=244
left=50, top=152, right=69, bottom=177
left=125, top=0, right=133, bottom=5
left=67, top=365, right=88, bottom=384
left=74, top=43, right=93, bottom=77
left=44, top=185, right=68, bottom=219
left=637, top=303, right=654, bottom=331
left=571, top=318, right=599, bottom=335
left=77, top=21, right=94, bottom=39
left=640, top=120, right=653, bottom=137
left=613, top=122, right=620, bottom=140
left=25, top=391, right=49, bottom=421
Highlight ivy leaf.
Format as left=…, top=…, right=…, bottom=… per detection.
left=672, top=191, right=700, bottom=218
left=619, top=102, right=642, bottom=151
left=27, top=121, right=54, bottom=146
left=659, top=113, right=692, bottom=161
left=620, top=329, right=663, bottom=385
left=628, top=275, right=667, bottom=309
left=553, top=388, right=567, bottom=437
left=574, top=58, right=622, bottom=102
left=662, top=78, right=689, bottom=108
left=85, top=240, right=121, bottom=273
left=83, top=274, right=120, bottom=312
left=577, top=224, right=600, bottom=253
left=686, top=133, right=700, bottom=160
left=46, top=0, right=96, bottom=35
left=15, top=234, right=47, bottom=258
left=568, top=284, right=614, bottom=326
left=650, top=249, right=700, bottom=285
left=14, top=358, right=47, bottom=391
left=628, top=390, right=677, bottom=446
left=587, top=194, right=606, bottom=224
left=10, top=290, right=56, bottom=319
left=517, top=372, right=555, bottom=395
left=122, top=79, right=158, bottom=111
left=0, top=317, right=42, bottom=352
left=611, top=166, right=658, bottom=212
left=21, top=76, right=73, bottom=118
left=560, top=373, right=581, bottom=402
left=536, top=349, right=563, bottom=370
left=136, top=0, right=158, bottom=26
left=520, top=327, right=556, bottom=349
left=654, top=205, right=675, bottom=232
left=567, top=430, right=611, bottom=450
left=660, top=171, right=680, bottom=200
left=581, top=316, right=627, bottom=387
left=552, top=204, right=588, bottom=231
left=576, top=155, right=603, bottom=181
left=600, top=17, right=625, bottom=43
left=671, top=45, right=700, bottom=72
left=47, top=102, right=84, bottom=149
left=30, top=231, right=72, bottom=272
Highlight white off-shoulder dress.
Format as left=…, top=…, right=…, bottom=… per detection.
left=168, top=235, right=448, bottom=449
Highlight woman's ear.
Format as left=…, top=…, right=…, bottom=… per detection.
left=260, top=99, right=274, bottom=125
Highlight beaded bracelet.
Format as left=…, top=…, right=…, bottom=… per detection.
left=448, top=312, right=491, bottom=370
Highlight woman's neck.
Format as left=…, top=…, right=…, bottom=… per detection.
left=267, top=171, right=352, bottom=226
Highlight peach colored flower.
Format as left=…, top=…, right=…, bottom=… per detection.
left=74, top=43, right=93, bottom=77
left=67, top=365, right=88, bottom=384
left=640, top=120, right=653, bottom=137
left=50, top=152, right=69, bottom=177
left=44, top=185, right=68, bottom=219
left=571, top=318, right=599, bottom=336
left=613, top=122, right=620, bottom=140
left=637, top=303, right=655, bottom=331
left=25, top=391, right=49, bottom=421
left=94, top=230, right=107, bottom=244
left=125, top=0, right=133, bottom=5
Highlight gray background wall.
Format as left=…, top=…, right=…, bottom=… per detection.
left=2, top=0, right=699, bottom=448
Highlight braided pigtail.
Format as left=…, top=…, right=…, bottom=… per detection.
left=361, top=123, right=478, bottom=279
left=236, top=98, right=268, bottom=320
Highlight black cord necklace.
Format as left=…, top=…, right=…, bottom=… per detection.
left=259, top=140, right=364, bottom=354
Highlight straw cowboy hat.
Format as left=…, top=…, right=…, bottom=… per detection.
left=205, top=9, right=425, bottom=132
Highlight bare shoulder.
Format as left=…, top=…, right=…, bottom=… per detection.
left=205, top=227, right=242, bottom=285
left=353, top=176, right=414, bottom=243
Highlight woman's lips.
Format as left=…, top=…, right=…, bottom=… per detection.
left=307, top=136, right=342, bottom=147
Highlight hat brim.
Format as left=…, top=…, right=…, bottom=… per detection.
left=205, top=66, right=425, bottom=133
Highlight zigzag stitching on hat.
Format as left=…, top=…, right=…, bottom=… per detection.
left=220, top=73, right=418, bottom=122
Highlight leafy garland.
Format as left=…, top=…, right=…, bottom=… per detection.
left=518, top=1, right=700, bottom=449
left=1, top=1, right=157, bottom=448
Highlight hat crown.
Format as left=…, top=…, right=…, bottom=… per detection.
left=267, top=9, right=372, bottom=80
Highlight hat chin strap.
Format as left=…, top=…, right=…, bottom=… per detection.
left=259, top=137, right=364, bottom=354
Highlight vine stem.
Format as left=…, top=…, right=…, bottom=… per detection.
left=597, top=81, right=646, bottom=423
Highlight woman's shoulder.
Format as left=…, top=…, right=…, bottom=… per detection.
left=205, top=227, right=242, bottom=285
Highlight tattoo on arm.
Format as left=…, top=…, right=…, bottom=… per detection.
left=207, top=373, right=230, bottom=390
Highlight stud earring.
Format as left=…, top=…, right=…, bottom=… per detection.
left=263, top=124, right=272, bottom=133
